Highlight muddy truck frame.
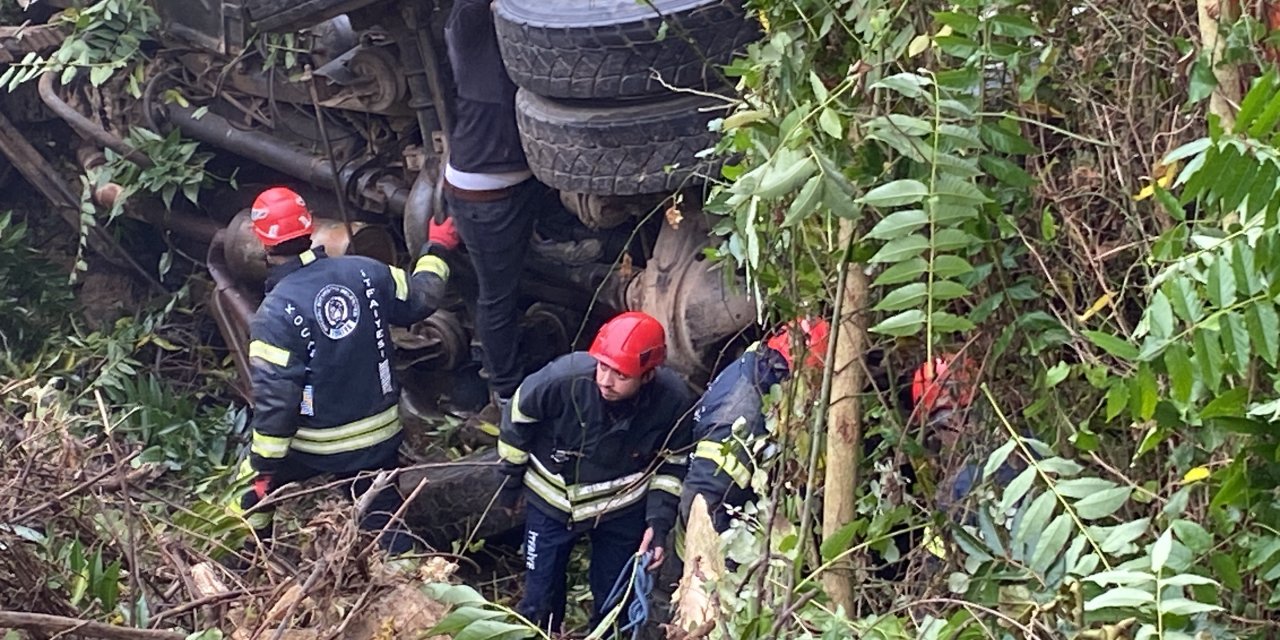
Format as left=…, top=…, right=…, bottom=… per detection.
left=0, top=0, right=760, bottom=545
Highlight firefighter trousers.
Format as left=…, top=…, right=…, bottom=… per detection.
left=516, top=501, right=646, bottom=633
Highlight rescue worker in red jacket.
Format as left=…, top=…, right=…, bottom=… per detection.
left=497, top=311, right=696, bottom=632
left=230, top=187, right=457, bottom=556
left=679, top=318, right=830, bottom=532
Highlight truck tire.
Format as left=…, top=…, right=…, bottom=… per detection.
left=399, top=450, right=524, bottom=549
left=515, top=89, right=727, bottom=196
left=494, top=0, right=760, bottom=100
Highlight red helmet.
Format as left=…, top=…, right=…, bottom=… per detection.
left=589, top=312, right=667, bottom=378
left=766, top=317, right=831, bottom=371
left=251, top=187, right=313, bottom=246
left=911, top=354, right=977, bottom=413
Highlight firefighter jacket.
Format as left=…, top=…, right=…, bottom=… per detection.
left=498, top=352, right=696, bottom=539
left=247, top=247, right=449, bottom=475
left=681, top=344, right=790, bottom=528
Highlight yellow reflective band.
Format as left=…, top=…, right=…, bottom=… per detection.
left=414, top=254, right=450, bottom=280
left=390, top=266, right=409, bottom=301
left=651, top=474, right=683, bottom=496
left=663, top=453, right=688, bottom=466
left=567, top=471, right=646, bottom=501
left=694, top=441, right=750, bottom=488
left=291, top=422, right=401, bottom=454
left=498, top=441, right=529, bottom=464
left=572, top=481, right=648, bottom=522
left=251, top=432, right=291, bottom=459
left=249, top=340, right=290, bottom=367
left=299, top=250, right=317, bottom=265
left=294, top=405, right=397, bottom=442
left=529, top=455, right=567, bottom=489
left=289, top=406, right=401, bottom=455
left=524, top=469, right=571, bottom=511
left=510, top=387, right=535, bottom=424
left=237, top=458, right=256, bottom=482
left=923, top=526, right=947, bottom=559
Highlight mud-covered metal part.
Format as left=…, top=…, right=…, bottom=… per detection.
left=401, top=169, right=438, bottom=255
left=627, top=211, right=755, bottom=385
left=395, top=309, right=470, bottom=371
left=519, top=302, right=581, bottom=370
left=387, top=4, right=452, bottom=150
left=38, top=71, right=153, bottom=168
left=207, top=229, right=259, bottom=401
left=313, top=44, right=406, bottom=114
left=246, top=0, right=383, bottom=33
left=165, top=103, right=412, bottom=214
left=153, top=0, right=245, bottom=54
left=559, top=191, right=665, bottom=230
left=0, top=22, right=65, bottom=65
left=397, top=449, right=523, bottom=550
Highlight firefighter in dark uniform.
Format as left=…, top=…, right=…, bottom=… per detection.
left=497, top=311, right=696, bottom=633
left=230, top=186, right=457, bottom=555
left=679, top=318, right=830, bottom=532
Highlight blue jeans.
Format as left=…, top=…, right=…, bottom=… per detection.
left=517, top=502, right=646, bottom=633
left=445, top=179, right=546, bottom=398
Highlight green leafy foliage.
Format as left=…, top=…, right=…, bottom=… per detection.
left=94, top=127, right=218, bottom=213
left=0, top=212, right=76, bottom=366
left=422, top=583, right=539, bottom=640
left=0, top=0, right=158, bottom=96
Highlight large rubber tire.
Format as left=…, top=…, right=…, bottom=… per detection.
left=494, top=0, right=760, bottom=100
left=515, top=89, right=727, bottom=196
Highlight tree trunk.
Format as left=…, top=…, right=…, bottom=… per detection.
left=820, top=222, right=867, bottom=616
left=1199, top=0, right=1243, bottom=127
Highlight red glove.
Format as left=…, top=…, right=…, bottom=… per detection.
left=253, top=475, right=272, bottom=501
left=428, top=216, right=460, bottom=251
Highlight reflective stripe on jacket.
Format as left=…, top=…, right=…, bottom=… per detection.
left=499, top=352, right=696, bottom=536
left=680, top=346, right=789, bottom=529
left=247, top=247, right=448, bottom=474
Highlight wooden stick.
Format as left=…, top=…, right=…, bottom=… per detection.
left=0, top=611, right=186, bottom=640
left=12, top=450, right=141, bottom=522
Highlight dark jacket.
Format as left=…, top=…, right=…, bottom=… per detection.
left=247, top=247, right=449, bottom=475
left=444, top=0, right=528, bottom=175
left=680, top=345, right=789, bottom=530
left=499, top=352, right=696, bottom=539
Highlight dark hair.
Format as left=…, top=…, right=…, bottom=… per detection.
left=266, top=236, right=312, bottom=257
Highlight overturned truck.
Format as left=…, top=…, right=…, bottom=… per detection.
left=0, top=0, right=761, bottom=547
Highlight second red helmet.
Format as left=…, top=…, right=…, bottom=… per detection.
left=589, top=311, right=667, bottom=378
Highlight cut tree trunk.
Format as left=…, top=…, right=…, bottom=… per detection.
left=820, top=222, right=868, bottom=616
left=1199, top=0, right=1243, bottom=127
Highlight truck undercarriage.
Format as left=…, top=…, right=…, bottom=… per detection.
left=0, top=0, right=761, bottom=546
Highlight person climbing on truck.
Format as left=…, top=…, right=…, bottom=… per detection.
left=679, top=317, right=831, bottom=533
left=443, top=0, right=547, bottom=434
left=496, top=311, right=696, bottom=633
left=229, top=186, right=458, bottom=559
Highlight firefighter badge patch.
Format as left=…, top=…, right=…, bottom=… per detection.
left=314, top=284, right=360, bottom=340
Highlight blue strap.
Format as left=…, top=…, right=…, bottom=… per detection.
left=597, top=550, right=655, bottom=640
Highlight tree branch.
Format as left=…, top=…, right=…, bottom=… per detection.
left=0, top=611, right=186, bottom=640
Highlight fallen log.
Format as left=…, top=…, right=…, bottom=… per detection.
left=0, top=611, right=186, bottom=640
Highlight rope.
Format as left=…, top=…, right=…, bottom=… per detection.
left=594, top=550, right=655, bottom=640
